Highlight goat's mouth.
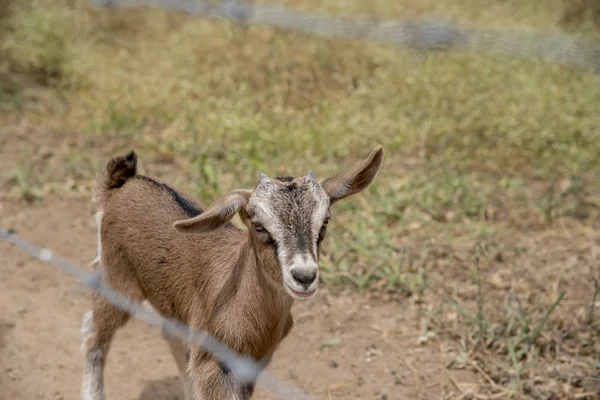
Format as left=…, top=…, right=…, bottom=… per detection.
left=284, top=282, right=317, bottom=299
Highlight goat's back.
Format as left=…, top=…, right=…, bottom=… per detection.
left=95, top=151, right=243, bottom=322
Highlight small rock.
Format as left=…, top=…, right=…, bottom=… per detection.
left=533, top=376, right=545, bottom=385
left=365, top=345, right=382, bottom=362
left=494, top=251, right=504, bottom=263
left=391, top=370, right=396, bottom=375
left=328, top=360, right=339, bottom=368
left=381, top=395, right=388, bottom=400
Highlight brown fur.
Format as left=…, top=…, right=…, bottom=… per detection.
left=82, top=146, right=384, bottom=400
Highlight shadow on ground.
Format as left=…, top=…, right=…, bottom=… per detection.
left=140, top=376, right=184, bottom=400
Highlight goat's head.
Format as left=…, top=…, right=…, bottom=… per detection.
left=173, top=145, right=384, bottom=299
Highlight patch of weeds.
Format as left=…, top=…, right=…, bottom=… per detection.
left=560, top=0, right=600, bottom=35
left=535, top=170, right=595, bottom=224
left=0, top=0, right=13, bottom=19
left=585, top=270, right=600, bottom=329
left=318, top=191, right=417, bottom=293
left=191, top=152, right=221, bottom=202
left=65, top=148, right=101, bottom=182
left=85, top=100, right=144, bottom=137
left=434, top=243, right=573, bottom=397
left=1, top=0, right=90, bottom=86
left=0, top=0, right=15, bottom=40
left=0, top=75, right=23, bottom=111
left=394, top=166, right=488, bottom=223
left=185, top=118, right=222, bottom=202
left=5, top=167, right=44, bottom=203
left=320, top=209, right=430, bottom=297
left=319, top=338, right=341, bottom=350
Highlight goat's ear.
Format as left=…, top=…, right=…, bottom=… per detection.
left=173, top=189, right=251, bottom=234
left=320, top=145, right=384, bottom=205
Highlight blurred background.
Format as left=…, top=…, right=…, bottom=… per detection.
left=1, top=0, right=599, bottom=399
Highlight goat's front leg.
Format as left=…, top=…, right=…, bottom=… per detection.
left=188, top=352, right=256, bottom=400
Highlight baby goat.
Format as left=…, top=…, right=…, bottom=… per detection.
left=80, top=145, right=384, bottom=400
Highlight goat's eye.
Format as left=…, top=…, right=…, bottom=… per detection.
left=254, top=222, right=265, bottom=232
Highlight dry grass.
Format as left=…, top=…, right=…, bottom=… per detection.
left=560, top=0, right=600, bottom=34
left=1, top=0, right=599, bottom=398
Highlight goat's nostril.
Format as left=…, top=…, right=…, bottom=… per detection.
left=291, top=269, right=317, bottom=286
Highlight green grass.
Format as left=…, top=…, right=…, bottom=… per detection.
left=1, top=1, right=600, bottom=396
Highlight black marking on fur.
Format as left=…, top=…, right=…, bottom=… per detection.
left=267, top=235, right=279, bottom=253
left=106, top=151, right=138, bottom=189
left=240, top=382, right=255, bottom=398
left=317, top=209, right=331, bottom=245
left=317, top=227, right=327, bottom=244
left=135, top=176, right=202, bottom=218
left=185, top=350, right=190, bottom=363
left=219, top=361, right=231, bottom=375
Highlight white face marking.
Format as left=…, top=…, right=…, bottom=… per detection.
left=248, top=175, right=330, bottom=299
left=249, top=180, right=288, bottom=263
left=283, top=253, right=319, bottom=299
left=253, top=203, right=289, bottom=270
left=307, top=187, right=330, bottom=257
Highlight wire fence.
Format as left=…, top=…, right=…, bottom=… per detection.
left=0, top=226, right=314, bottom=400
left=88, top=0, right=600, bottom=72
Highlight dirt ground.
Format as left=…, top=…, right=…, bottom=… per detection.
left=0, top=195, right=467, bottom=400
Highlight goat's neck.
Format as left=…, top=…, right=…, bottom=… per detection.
left=203, top=234, right=294, bottom=359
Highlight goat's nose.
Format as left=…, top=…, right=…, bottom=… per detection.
left=291, top=268, right=317, bottom=287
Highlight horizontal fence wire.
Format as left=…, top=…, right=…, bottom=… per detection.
left=88, top=0, right=600, bottom=72
left=0, top=227, right=313, bottom=400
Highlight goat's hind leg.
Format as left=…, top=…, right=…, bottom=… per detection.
left=80, top=271, right=143, bottom=400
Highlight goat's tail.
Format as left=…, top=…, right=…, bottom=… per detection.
left=93, top=150, right=138, bottom=205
